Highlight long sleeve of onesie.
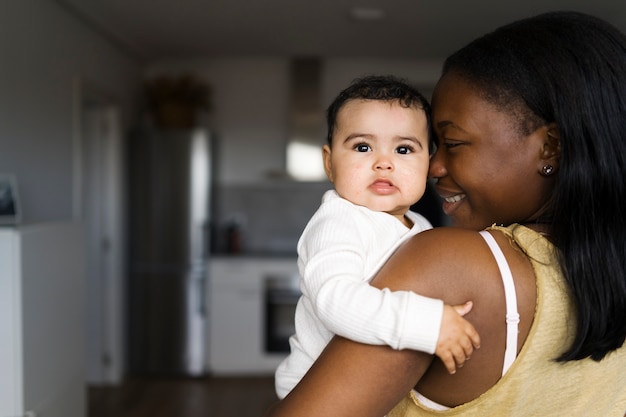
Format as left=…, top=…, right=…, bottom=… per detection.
left=297, top=191, right=443, bottom=354
left=274, top=190, right=444, bottom=399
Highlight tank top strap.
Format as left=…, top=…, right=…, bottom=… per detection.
left=479, top=230, right=520, bottom=376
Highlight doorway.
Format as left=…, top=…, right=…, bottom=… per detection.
left=74, top=80, right=125, bottom=385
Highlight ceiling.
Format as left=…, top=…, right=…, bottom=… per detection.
left=56, top=0, right=626, bottom=64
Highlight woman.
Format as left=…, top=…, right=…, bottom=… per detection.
left=265, top=11, right=626, bottom=416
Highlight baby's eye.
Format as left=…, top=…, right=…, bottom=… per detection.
left=354, top=143, right=371, bottom=152
left=396, top=146, right=413, bottom=155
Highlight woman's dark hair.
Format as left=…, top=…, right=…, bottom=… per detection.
left=325, top=75, right=434, bottom=152
left=443, top=11, right=626, bottom=361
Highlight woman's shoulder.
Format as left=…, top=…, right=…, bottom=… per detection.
left=371, top=228, right=496, bottom=293
left=404, top=225, right=539, bottom=261
left=372, top=226, right=532, bottom=303
left=382, top=226, right=539, bottom=404
left=403, top=227, right=495, bottom=260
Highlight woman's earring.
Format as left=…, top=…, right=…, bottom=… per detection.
left=542, top=165, right=554, bottom=176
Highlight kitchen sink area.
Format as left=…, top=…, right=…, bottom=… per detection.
left=211, top=181, right=329, bottom=257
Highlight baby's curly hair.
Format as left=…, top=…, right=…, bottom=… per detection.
left=325, top=75, right=433, bottom=151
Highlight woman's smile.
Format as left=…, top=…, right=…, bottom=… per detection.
left=440, top=192, right=466, bottom=216
left=434, top=182, right=467, bottom=216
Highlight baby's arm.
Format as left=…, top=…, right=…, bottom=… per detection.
left=301, top=201, right=479, bottom=371
left=311, top=272, right=479, bottom=372
left=311, top=274, right=444, bottom=352
left=299, top=215, right=440, bottom=352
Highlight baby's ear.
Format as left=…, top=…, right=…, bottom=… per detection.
left=322, top=144, right=334, bottom=182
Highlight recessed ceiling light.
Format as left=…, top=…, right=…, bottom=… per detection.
left=349, top=7, right=386, bottom=21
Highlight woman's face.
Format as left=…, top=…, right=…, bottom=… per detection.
left=429, top=72, right=551, bottom=230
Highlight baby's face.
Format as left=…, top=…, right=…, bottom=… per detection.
left=322, top=99, right=430, bottom=220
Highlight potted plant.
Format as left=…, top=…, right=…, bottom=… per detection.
left=145, top=74, right=211, bottom=129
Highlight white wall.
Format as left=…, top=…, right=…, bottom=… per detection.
left=146, top=58, right=290, bottom=185
left=146, top=56, right=443, bottom=185
left=0, top=0, right=141, bottom=224
left=0, top=3, right=444, bottom=215
left=322, top=58, right=443, bottom=104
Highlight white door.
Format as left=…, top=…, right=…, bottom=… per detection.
left=79, top=92, right=125, bottom=385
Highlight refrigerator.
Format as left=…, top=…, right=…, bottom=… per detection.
left=127, top=127, right=212, bottom=376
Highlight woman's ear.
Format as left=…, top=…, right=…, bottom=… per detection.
left=539, top=123, right=561, bottom=176
left=322, top=144, right=334, bottom=182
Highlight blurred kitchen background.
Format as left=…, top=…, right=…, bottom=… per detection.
left=1, top=1, right=625, bottom=416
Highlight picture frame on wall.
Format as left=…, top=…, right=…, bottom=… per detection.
left=0, top=173, right=21, bottom=225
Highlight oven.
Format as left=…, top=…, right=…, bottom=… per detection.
left=264, top=275, right=301, bottom=353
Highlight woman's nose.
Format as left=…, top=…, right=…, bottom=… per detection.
left=428, top=149, right=446, bottom=178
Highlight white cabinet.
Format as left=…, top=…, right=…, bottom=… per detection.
left=0, top=223, right=85, bottom=417
left=207, top=257, right=298, bottom=375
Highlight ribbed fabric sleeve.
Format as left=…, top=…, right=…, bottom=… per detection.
left=275, top=190, right=442, bottom=399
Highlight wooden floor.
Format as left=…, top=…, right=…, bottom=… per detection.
left=88, top=375, right=278, bottom=417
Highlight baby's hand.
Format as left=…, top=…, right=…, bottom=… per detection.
left=435, top=301, right=480, bottom=374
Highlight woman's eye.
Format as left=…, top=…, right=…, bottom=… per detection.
left=355, top=143, right=371, bottom=152
left=443, top=141, right=463, bottom=149
left=396, top=146, right=413, bottom=155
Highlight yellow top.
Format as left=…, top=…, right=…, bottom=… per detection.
left=389, top=224, right=626, bottom=417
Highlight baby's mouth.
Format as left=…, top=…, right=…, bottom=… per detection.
left=373, top=179, right=393, bottom=186
left=370, top=179, right=396, bottom=194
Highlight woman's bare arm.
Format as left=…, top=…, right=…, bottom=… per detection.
left=265, top=228, right=528, bottom=416
left=265, top=337, right=431, bottom=417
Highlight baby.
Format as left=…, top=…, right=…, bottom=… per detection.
left=275, top=75, right=479, bottom=399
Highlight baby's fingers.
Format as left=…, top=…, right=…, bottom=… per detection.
left=453, top=301, right=473, bottom=316
left=451, top=344, right=473, bottom=374
left=443, top=339, right=476, bottom=374
left=438, top=350, right=458, bottom=374
left=460, top=335, right=476, bottom=359
left=468, top=326, right=481, bottom=349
